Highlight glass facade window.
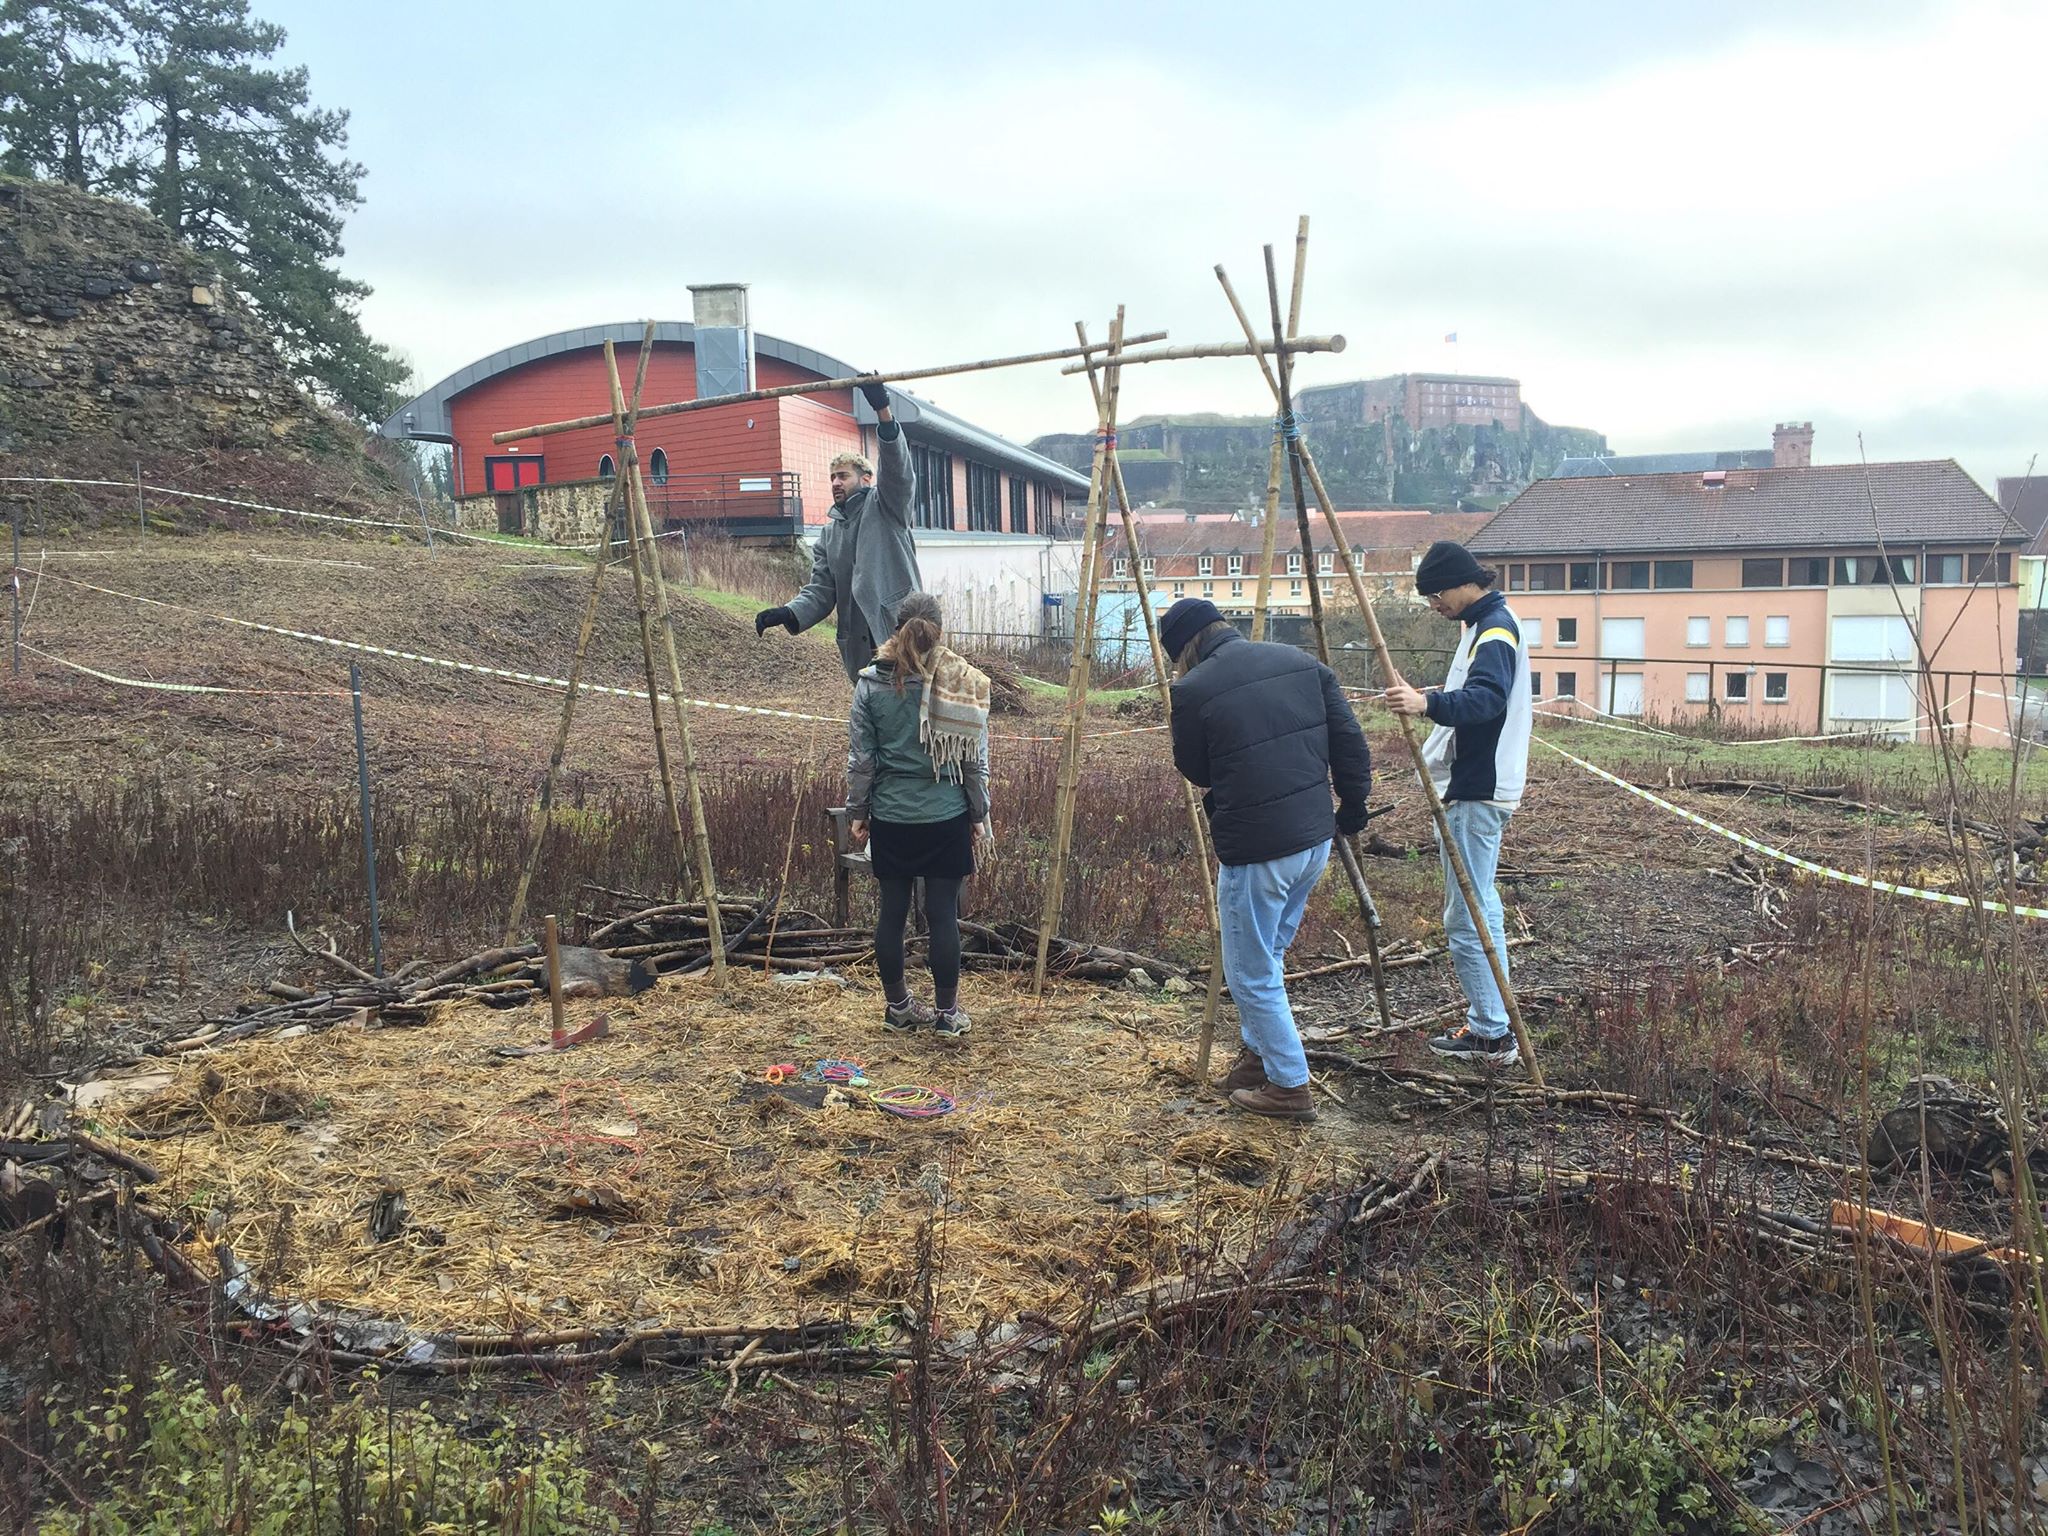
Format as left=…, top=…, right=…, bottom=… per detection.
left=1741, top=558, right=1784, bottom=588
left=1606, top=561, right=1650, bottom=590
left=1653, top=560, right=1693, bottom=589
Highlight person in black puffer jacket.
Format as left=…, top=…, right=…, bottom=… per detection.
left=1164, top=598, right=1371, bottom=1122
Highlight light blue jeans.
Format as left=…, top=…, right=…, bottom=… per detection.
left=1217, top=840, right=1331, bottom=1090
left=1436, top=800, right=1513, bottom=1039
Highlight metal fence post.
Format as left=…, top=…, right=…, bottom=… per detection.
left=1966, top=671, right=1979, bottom=754
left=1817, top=664, right=1828, bottom=736
left=349, top=661, right=385, bottom=977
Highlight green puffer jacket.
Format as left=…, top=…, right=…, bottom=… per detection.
left=845, top=660, right=990, bottom=826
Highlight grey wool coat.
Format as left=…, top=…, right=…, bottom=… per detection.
left=787, top=422, right=922, bottom=681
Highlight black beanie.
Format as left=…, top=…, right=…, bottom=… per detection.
left=1414, top=540, right=1488, bottom=595
left=1159, top=597, right=1225, bottom=660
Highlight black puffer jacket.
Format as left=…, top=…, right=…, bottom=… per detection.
left=1169, top=629, right=1372, bottom=867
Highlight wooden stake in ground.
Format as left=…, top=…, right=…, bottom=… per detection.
left=603, top=344, right=727, bottom=978
left=1075, top=322, right=1226, bottom=1072
left=1216, top=256, right=1542, bottom=1083
left=1032, top=310, right=1128, bottom=997
left=502, top=331, right=656, bottom=945
left=493, top=332, right=1169, bottom=443
left=543, top=913, right=567, bottom=1042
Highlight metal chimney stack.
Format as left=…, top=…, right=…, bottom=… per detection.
left=688, top=283, right=756, bottom=399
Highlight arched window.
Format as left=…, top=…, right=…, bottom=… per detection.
left=598, top=454, right=616, bottom=480
left=648, top=448, right=669, bottom=486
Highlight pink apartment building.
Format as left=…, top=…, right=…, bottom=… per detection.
left=1466, top=454, right=2024, bottom=741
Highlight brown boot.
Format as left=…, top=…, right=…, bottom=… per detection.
left=1229, top=1083, right=1316, bottom=1121
left=1216, top=1047, right=1267, bottom=1095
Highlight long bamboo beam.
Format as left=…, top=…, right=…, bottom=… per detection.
left=493, top=332, right=1169, bottom=444
left=1032, top=310, right=1128, bottom=997
left=1215, top=262, right=1542, bottom=1084
left=1251, top=219, right=1310, bottom=644
left=1056, top=334, right=1343, bottom=376
left=1075, top=321, right=1227, bottom=1074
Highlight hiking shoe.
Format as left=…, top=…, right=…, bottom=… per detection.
left=1428, top=1026, right=1520, bottom=1067
left=1216, top=1047, right=1267, bottom=1095
left=932, top=1007, right=972, bottom=1040
left=883, top=997, right=937, bottom=1033
left=1228, top=1083, right=1316, bottom=1121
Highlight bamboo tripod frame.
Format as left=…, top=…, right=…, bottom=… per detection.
left=1072, top=321, right=1227, bottom=1071
left=601, top=340, right=728, bottom=978
left=1031, top=311, right=1128, bottom=998
left=1216, top=256, right=1543, bottom=1083
left=501, top=331, right=656, bottom=945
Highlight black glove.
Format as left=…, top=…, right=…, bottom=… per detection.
left=857, top=378, right=891, bottom=412
left=1335, top=801, right=1368, bottom=836
left=755, top=606, right=798, bottom=637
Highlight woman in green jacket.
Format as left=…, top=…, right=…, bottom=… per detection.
left=846, top=592, right=991, bottom=1039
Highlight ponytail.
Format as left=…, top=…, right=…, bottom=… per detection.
left=876, top=591, right=945, bottom=694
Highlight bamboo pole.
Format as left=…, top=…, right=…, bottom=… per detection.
left=1032, top=309, right=1128, bottom=997
left=1075, top=321, right=1227, bottom=1073
left=603, top=347, right=727, bottom=978
left=1251, top=216, right=1310, bottom=645
left=601, top=337, right=693, bottom=900
left=1216, top=261, right=1541, bottom=1083
left=493, top=332, right=1168, bottom=444
left=502, top=330, right=655, bottom=945
left=1249, top=433, right=1286, bottom=642
left=1056, top=334, right=1343, bottom=376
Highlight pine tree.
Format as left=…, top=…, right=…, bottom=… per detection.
left=0, top=0, right=137, bottom=191
left=127, top=0, right=406, bottom=421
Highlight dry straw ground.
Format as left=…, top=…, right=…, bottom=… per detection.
left=106, top=969, right=1364, bottom=1336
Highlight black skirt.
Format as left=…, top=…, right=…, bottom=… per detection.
left=869, top=812, right=975, bottom=880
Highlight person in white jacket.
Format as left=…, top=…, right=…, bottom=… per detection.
left=1386, top=540, right=1530, bottom=1066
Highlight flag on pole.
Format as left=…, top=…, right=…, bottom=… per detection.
left=1443, top=332, right=1458, bottom=343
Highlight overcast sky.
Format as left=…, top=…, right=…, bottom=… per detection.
left=268, top=0, right=2046, bottom=491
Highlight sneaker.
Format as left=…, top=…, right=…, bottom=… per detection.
left=1228, top=1083, right=1316, bottom=1121
left=883, top=996, right=936, bottom=1032
left=932, top=1007, right=972, bottom=1040
left=1428, top=1025, right=1520, bottom=1067
left=1216, top=1047, right=1267, bottom=1095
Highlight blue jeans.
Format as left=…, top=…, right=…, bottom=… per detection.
left=1436, top=800, right=1513, bottom=1039
left=1217, top=840, right=1331, bottom=1089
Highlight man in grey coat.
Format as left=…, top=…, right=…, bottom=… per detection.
left=756, top=380, right=922, bottom=681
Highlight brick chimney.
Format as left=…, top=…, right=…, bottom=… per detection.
left=1772, top=421, right=1814, bottom=469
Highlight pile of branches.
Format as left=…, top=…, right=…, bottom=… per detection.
left=580, top=887, right=1185, bottom=985
left=82, top=892, right=1186, bottom=1067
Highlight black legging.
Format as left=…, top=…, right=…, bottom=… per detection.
left=876, top=876, right=963, bottom=1010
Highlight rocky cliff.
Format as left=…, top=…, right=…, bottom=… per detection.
left=1030, top=410, right=1607, bottom=513
left=0, top=177, right=343, bottom=457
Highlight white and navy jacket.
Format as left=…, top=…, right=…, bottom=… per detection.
left=1418, top=589, right=1532, bottom=809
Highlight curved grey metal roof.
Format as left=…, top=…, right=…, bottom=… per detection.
left=381, top=320, right=1087, bottom=493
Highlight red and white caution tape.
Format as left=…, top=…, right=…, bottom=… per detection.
left=21, top=643, right=351, bottom=697
left=1539, top=736, right=2048, bottom=921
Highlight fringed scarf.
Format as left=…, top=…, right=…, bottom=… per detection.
left=917, top=645, right=990, bottom=782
